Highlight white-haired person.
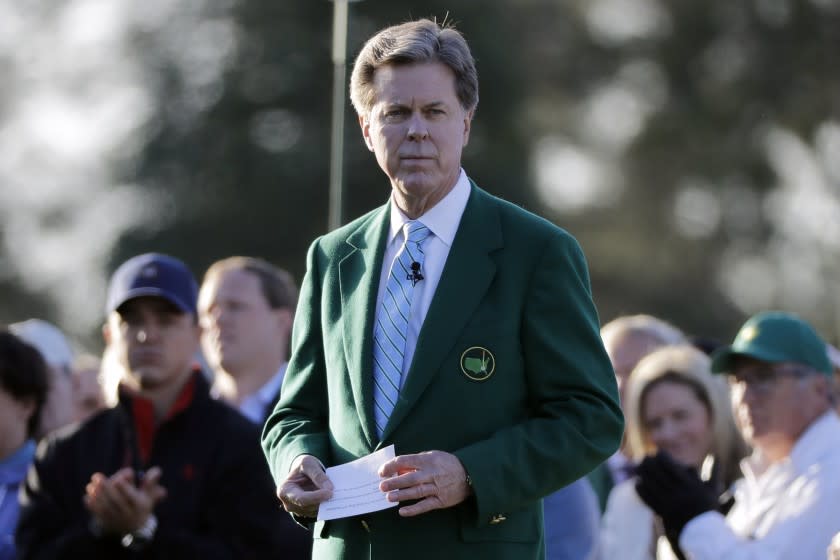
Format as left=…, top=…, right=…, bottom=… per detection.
left=589, top=314, right=687, bottom=509
left=9, top=319, right=76, bottom=438
left=70, top=353, right=106, bottom=423
left=601, top=344, right=748, bottom=559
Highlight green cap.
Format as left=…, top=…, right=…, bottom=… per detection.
left=710, top=311, right=832, bottom=375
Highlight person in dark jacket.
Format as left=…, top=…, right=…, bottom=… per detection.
left=197, top=256, right=310, bottom=558
left=17, top=253, right=300, bottom=559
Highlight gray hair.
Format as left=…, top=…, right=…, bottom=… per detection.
left=349, top=18, right=479, bottom=116
left=601, top=314, right=685, bottom=349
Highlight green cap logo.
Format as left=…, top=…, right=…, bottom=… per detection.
left=460, top=346, right=496, bottom=381
left=739, top=325, right=759, bottom=342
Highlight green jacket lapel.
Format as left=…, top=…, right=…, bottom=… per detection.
left=339, top=204, right=390, bottom=449
left=382, top=185, right=503, bottom=442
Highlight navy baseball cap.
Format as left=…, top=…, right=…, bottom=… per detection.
left=106, top=253, right=198, bottom=316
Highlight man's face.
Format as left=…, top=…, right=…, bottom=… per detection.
left=198, top=268, right=291, bottom=376
left=105, top=296, right=199, bottom=391
left=360, top=62, right=473, bottom=212
left=728, top=358, right=824, bottom=455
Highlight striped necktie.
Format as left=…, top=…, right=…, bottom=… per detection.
left=372, top=220, right=431, bottom=438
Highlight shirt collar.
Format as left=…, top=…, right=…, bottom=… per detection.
left=238, top=364, right=287, bottom=424
left=255, top=363, right=287, bottom=405
left=788, top=409, right=840, bottom=472
left=387, top=169, right=471, bottom=247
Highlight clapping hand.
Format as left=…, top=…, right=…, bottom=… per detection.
left=84, top=466, right=167, bottom=535
left=635, top=451, right=719, bottom=558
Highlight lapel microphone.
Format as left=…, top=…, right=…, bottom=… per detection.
left=408, top=262, right=424, bottom=286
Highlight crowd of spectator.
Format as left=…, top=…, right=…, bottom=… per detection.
left=2, top=253, right=839, bottom=559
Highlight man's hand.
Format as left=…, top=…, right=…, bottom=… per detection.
left=276, top=455, right=334, bottom=518
left=378, top=451, right=471, bottom=517
left=84, top=466, right=167, bottom=535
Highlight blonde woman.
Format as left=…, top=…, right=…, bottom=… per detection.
left=600, top=345, right=748, bottom=559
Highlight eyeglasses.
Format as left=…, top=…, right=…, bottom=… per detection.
left=727, top=364, right=815, bottom=397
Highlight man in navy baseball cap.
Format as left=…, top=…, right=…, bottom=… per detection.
left=106, top=253, right=199, bottom=316
left=17, top=253, right=296, bottom=556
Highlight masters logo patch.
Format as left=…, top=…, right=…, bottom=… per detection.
left=460, top=346, right=496, bottom=381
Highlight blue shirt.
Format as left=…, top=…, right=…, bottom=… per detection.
left=0, top=440, right=36, bottom=560
left=543, top=477, right=601, bottom=560
left=239, top=364, right=287, bottom=425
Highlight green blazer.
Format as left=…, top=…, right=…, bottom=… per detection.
left=263, top=184, right=623, bottom=559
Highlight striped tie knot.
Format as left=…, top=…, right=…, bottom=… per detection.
left=403, top=221, right=431, bottom=249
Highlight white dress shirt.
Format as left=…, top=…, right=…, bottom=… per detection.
left=680, top=410, right=840, bottom=559
left=374, top=169, right=471, bottom=388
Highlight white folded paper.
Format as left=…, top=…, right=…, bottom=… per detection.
left=317, top=444, right=399, bottom=521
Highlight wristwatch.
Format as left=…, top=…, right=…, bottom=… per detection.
left=120, top=514, right=158, bottom=550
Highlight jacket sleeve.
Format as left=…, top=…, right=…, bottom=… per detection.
left=262, top=238, right=333, bottom=482
left=679, top=484, right=840, bottom=560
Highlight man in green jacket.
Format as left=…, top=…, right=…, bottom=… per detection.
left=262, top=18, right=623, bottom=559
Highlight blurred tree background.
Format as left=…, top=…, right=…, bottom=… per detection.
left=1, top=0, right=838, bottom=354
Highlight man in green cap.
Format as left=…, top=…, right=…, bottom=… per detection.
left=634, top=310, right=840, bottom=559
